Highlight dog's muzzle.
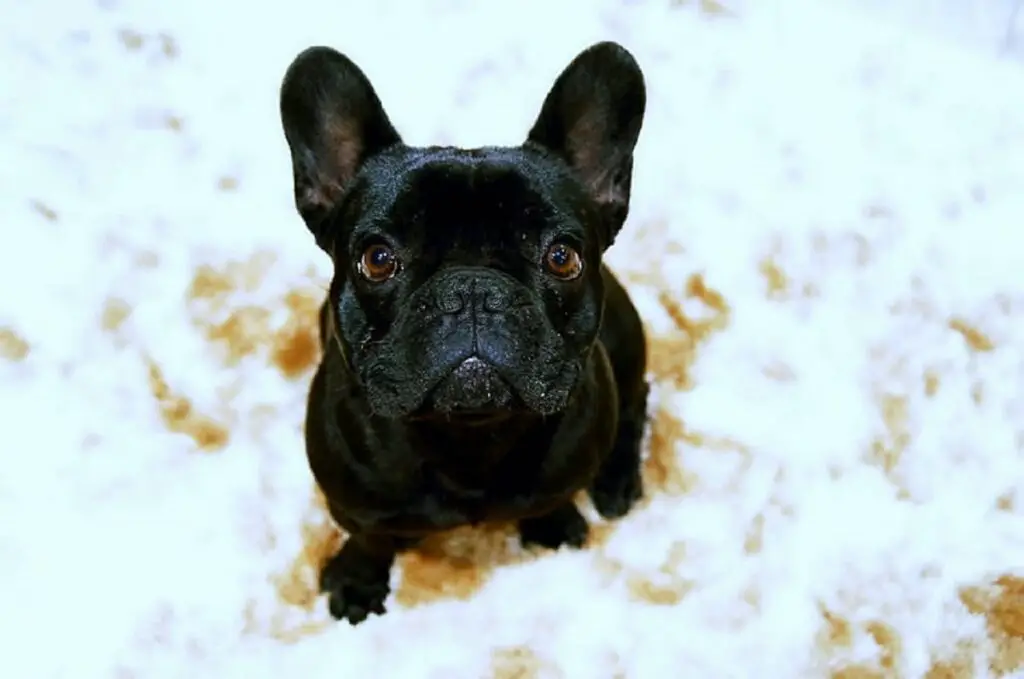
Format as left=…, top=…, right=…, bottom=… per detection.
left=426, top=356, right=515, bottom=414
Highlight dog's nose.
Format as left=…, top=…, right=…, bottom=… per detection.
left=435, top=269, right=518, bottom=316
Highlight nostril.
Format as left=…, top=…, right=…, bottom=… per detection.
left=480, top=289, right=533, bottom=314
left=437, top=289, right=466, bottom=315
left=481, top=291, right=506, bottom=314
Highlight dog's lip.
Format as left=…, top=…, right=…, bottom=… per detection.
left=409, top=408, right=514, bottom=426
left=453, top=356, right=490, bottom=374
left=449, top=410, right=513, bottom=425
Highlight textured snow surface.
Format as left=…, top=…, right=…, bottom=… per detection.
left=1, top=1, right=1023, bottom=677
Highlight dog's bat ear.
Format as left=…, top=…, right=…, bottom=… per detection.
left=280, top=47, right=402, bottom=247
left=526, top=41, right=646, bottom=249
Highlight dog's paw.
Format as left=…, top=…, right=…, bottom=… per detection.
left=589, top=466, right=643, bottom=520
left=519, top=503, right=590, bottom=550
left=319, top=549, right=390, bottom=625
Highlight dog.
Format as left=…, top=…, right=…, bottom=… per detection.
left=279, top=40, right=650, bottom=625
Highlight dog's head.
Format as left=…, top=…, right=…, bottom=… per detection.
left=280, top=42, right=645, bottom=419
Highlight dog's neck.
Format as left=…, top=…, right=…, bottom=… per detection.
left=406, top=411, right=559, bottom=492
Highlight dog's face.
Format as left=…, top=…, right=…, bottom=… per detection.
left=280, top=42, right=646, bottom=418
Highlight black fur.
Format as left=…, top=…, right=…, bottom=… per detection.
left=281, top=41, right=650, bottom=625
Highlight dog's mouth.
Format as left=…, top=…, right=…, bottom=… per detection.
left=418, top=356, right=519, bottom=420
left=413, top=410, right=515, bottom=427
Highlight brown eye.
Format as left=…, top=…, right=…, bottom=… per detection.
left=358, top=244, right=399, bottom=282
left=543, top=243, right=583, bottom=280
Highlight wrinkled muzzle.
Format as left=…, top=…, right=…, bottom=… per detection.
left=360, top=267, right=579, bottom=418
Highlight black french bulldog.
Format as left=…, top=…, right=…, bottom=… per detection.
left=280, top=40, right=650, bottom=625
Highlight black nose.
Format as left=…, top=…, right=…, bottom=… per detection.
left=434, top=268, right=520, bottom=316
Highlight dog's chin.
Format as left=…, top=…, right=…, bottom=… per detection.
left=418, top=357, right=518, bottom=421
left=377, top=356, right=569, bottom=425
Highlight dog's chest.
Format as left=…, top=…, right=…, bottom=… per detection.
left=420, top=465, right=539, bottom=526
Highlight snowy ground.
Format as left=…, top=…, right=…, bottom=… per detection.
left=2, top=0, right=1023, bottom=677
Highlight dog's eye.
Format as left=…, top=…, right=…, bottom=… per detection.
left=543, top=243, right=583, bottom=280
left=358, top=244, right=399, bottom=282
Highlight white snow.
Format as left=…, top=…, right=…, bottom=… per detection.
left=2, top=0, right=1023, bottom=677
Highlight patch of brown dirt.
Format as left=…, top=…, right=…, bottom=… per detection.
left=117, top=28, right=178, bottom=60
left=642, top=274, right=730, bottom=495
left=145, top=357, right=229, bottom=451
left=819, top=614, right=908, bottom=677
left=271, top=488, right=340, bottom=610
left=188, top=252, right=275, bottom=302
left=0, top=327, right=30, bottom=362
left=865, top=620, right=902, bottom=671
left=396, top=547, right=486, bottom=606
left=819, top=606, right=854, bottom=648
left=643, top=407, right=698, bottom=495
left=819, top=623, right=898, bottom=677
left=990, top=576, right=1024, bottom=672
left=584, top=518, right=618, bottom=549
left=643, top=405, right=749, bottom=501
left=158, top=34, right=178, bottom=59
left=829, top=667, right=884, bottom=679
left=759, top=257, right=789, bottom=299
left=272, top=493, right=531, bottom=617
left=395, top=523, right=529, bottom=608
left=272, top=517, right=342, bottom=611
left=685, top=273, right=729, bottom=314
left=922, top=643, right=976, bottom=679
left=186, top=253, right=323, bottom=379
left=625, top=573, right=693, bottom=606
left=203, top=305, right=272, bottom=364
left=960, top=575, right=1024, bottom=675
left=101, top=297, right=133, bottom=333
left=273, top=490, right=624, bottom=623
left=948, top=317, right=995, bottom=353
left=271, top=291, right=321, bottom=379
left=635, top=272, right=748, bottom=509
left=260, top=490, right=343, bottom=643
left=266, top=618, right=334, bottom=645
left=490, top=646, right=547, bottom=679
left=869, top=393, right=911, bottom=476
left=743, top=512, right=765, bottom=555
left=622, top=541, right=693, bottom=606
left=647, top=272, right=730, bottom=390
left=647, top=333, right=696, bottom=390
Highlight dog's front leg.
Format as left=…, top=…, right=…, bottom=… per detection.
left=320, top=533, right=413, bottom=625
left=518, top=500, right=590, bottom=551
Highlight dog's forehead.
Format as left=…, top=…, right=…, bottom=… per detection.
left=362, top=146, right=577, bottom=237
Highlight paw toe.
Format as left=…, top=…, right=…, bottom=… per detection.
left=520, top=508, right=590, bottom=550
left=591, top=471, right=643, bottom=520
left=563, top=518, right=589, bottom=548
left=325, top=581, right=389, bottom=625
